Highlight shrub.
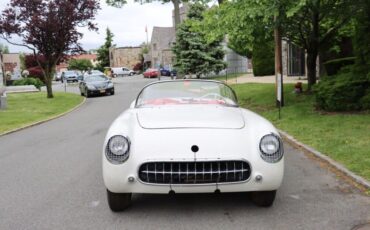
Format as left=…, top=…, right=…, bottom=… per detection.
left=27, top=67, right=45, bottom=83
left=68, top=59, right=93, bottom=71
left=252, top=40, right=275, bottom=76
left=360, top=89, right=370, bottom=110
left=13, top=77, right=45, bottom=90
left=133, top=62, right=143, bottom=72
left=324, top=57, right=356, bottom=76
left=315, top=72, right=370, bottom=111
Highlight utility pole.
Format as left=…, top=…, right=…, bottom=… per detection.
left=274, top=13, right=284, bottom=108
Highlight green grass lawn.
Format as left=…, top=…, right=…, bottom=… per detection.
left=232, top=83, right=370, bottom=181
left=0, top=92, right=84, bottom=134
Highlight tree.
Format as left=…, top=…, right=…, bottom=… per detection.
left=352, top=0, right=370, bottom=76
left=0, top=43, right=9, bottom=53
left=68, top=59, right=94, bottom=71
left=0, top=0, right=100, bottom=98
left=96, top=28, right=114, bottom=70
left=201, top=0, right=361, bottom=91
left=24, top=54, right=47, bottom=81
left=172, top=3, right=226, bottom=77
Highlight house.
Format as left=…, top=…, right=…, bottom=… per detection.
left=150, top=27, right=175, bottom=69
left=109, top=46, right=142, bottom=69
left=150, top=3, right=249, bottom=74
left=282, top=40, right=305, bottom=76
left=2, top=53, right=21, bottom=79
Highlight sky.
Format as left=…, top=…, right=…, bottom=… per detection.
left=0, top=0, right=175, bottom=53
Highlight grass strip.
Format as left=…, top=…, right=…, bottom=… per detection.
left=232, top=83, right=370, bottom=181
left=0, top=92, right=83, bottom=134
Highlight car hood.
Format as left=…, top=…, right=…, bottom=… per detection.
left=87, top=81, right=110, bottom=87
left=136, top=105, right=245, bottom=129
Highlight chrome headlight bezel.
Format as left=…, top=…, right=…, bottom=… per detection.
left=105, top=135, right=130, bottom=164
left=259, top=133, right=284, bottom=163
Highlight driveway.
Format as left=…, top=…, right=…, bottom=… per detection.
left=0, top=75, right=369, bottom=230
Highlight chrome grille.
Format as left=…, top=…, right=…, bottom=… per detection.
left=138, top=161, right=251, bottom=184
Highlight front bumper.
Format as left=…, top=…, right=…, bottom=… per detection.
left=88, top=87, right=114, bottom=95
left=103, top=156, right=283, bottom=194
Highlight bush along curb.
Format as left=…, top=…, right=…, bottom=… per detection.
left=0, top=97, right=86, bottom=137
left=279, top=129, right=370, bottom=192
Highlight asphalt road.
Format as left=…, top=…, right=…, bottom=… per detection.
left=0, top=75, right=369, bottom=230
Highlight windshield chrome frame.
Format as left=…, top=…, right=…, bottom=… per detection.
left=134, top=79, right=239, bottom=108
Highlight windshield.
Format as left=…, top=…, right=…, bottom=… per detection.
left=85, top=75, right=108, bottom=82
left=64, top=71, right=76, bottom=76
left=136, top=80, right=238, bottom=107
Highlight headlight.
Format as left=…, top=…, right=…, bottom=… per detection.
left=86, top=84, right=95, bottom=90
left=259, top=133, right=283, bottom=163
left=105, top=135, right=130, bottom=164
left=108, top=82, right=114, bottom=88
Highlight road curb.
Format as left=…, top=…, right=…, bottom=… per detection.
left=279, top=129, right=370, bottom=191
left=0, top=96, right=86, bottom=137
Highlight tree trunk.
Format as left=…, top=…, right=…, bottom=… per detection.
left=44, top=67, right=54, bottom=98
left=306, top=7, right=320, bottom=92
left=172, top=0, right=180, bottom=29
left=306, top=49, right=318, bottom=91
left=45, top=76, right=53, bottom=98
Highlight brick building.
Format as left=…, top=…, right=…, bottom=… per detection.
left=109, top=46, right=142, bottom=69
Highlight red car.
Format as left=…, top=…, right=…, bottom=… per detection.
left=143, top=68, right=159, bottom=78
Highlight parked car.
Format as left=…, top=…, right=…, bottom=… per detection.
left=79, top=74, right=114, bottom=97
left=61, top=70, right=79, bottom=83
left=143, top=68, right=159, bottom=78
left=159, top=68, right=177, bottom=77
left=54, top=72, right=62, bottom=81
left=84, top=70, right=104, bottom=76
left=111, top=67, right=135, bottom=77
left=102, top=80, right=284, bottom=212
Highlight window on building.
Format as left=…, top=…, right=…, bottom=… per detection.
left=153, top=43, right=157, bottom=51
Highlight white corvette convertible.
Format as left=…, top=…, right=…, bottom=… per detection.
left=103, top=80, right=284, bottom=211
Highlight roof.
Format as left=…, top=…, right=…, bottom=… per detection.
left=151, top=27, right=175, bottom=50
left=71, top=54, right=97, bottom=60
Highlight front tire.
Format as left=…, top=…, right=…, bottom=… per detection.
left=251, top=190, right=276, bottom=207
left=107, top=190, right=132, bottom=212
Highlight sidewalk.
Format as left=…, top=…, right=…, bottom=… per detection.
left=224, top=73, right=308, bottom=84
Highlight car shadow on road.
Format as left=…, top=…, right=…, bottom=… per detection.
left=125, top=192, right=261, bottom=213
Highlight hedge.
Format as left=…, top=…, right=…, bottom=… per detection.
left=324, top=57, right=356, bottom=76
left=252, top=40, right=275, bottom=76
left=315, top=72, right=370, bottom=111
left=12, top=77, right=45, bottom=90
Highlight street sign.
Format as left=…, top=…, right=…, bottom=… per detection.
left=277, top=74, right=282, bottom=102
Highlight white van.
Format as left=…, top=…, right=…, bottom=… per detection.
left=111, top=67, right=135, bottom=77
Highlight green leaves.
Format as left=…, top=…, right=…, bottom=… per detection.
left=96, top=28, right=114, bottom=69
left=172, top=3, right=226, bottom=76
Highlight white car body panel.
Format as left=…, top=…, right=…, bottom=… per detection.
left=103, top=103, right=284, bottom=194
left=137, top=106, right=245, bottom=129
